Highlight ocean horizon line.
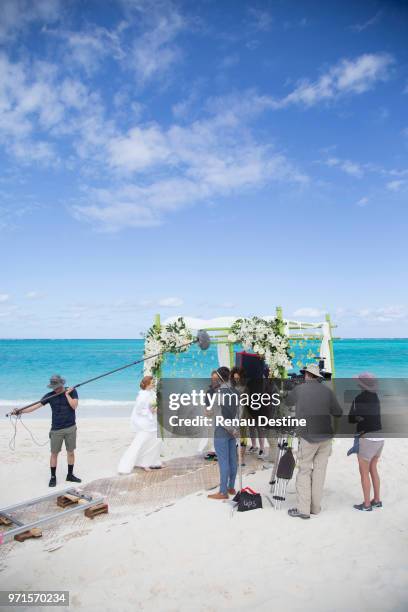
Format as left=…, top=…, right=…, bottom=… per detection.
left=1, top=336, right=408, bottom=341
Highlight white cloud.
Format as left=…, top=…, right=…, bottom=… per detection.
left=0, top=293, right=10, bottom=303
left=9, top=140, right=56, bottom=164
left=247, top=7, right=273, bottom=32
left=292, top=307, right=325, bottom=318
left=0, top=305, right=19, bottom=318
left=208, top=54, right=393, bottom=113
left=0, top=0, right=63, bottom=41
left=387, top=180, right=406, bottom=192
left=356, top=197, right=369, bottom=207
left=74, top=94, right=308, bottom=230
left=322, top=156, right=408, bottom=186
left=44, top=1, right=185, bottom=84
left=25, top=291, right=45, bottom=299
left=157, top=297, right=183, bottom=307
left=74, top=147, right=307, bottom=230
left=0, top=53, right=103, bottom=165
left=326, top=157, right=364, bottom=178
left=350, top=11, right=382, bottom=33
left=357, top=306, right=407, bottom=323
left=107, top=126, right=170, bottom=173
left=127, top=1, right=185, bottom=84
left=50, top=23, right=127, bottom=74
left=388, top=167, right=408, bottom=178
left=172, top=88, right=201, bottom=119
left=279, top=53, right=393, bottom=108
left=65, top=31, right=107, bottom=71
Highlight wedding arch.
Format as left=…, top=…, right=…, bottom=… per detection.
left=143, top=307, right=336, bottom=379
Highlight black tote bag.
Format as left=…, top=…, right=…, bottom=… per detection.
left=232, top=487, right=263, bottom=512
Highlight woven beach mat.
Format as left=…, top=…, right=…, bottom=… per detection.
left=0, top=453, right=264, bottom=560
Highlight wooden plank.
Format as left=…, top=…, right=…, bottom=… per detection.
left=63, top=493, right=88, bottom=505
left=84, top=503, right=109, bottom=519
left=56, top=495, right=79, bottom=508
left=14, top=528, right=42, bottom=542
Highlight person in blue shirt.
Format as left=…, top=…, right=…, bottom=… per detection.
left=12, top=374, right=81, bottom=487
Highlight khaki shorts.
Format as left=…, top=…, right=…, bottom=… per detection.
left=358, top=438, right=384, bottom=462
left=49, top=425, right=77, bottom=453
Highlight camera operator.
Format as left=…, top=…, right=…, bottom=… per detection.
left=285, top=363, right=342, bottom=519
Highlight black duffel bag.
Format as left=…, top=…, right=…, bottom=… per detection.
left=232, top=487, right=263, bottom=512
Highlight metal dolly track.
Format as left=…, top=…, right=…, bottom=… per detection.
left=0, top=488, right=105, bottom=544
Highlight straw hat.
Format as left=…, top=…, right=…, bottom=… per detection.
left=301, top=363, right=323, bottom=379
left=355, top=372, right=378, bottom=392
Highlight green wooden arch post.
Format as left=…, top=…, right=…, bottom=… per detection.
left=275, top=305, right=284, bottom=335
left=154, top=313, right=162, bottom=379
left=325, top=313, right=336, bottom=379
left=154, top=313, right=164, bottom=439
left=275, top=305, right=288, bottom=379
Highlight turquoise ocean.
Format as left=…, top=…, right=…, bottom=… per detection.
left=1, top=339, right=407, bottom=416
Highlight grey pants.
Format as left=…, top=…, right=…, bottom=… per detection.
left=296, top=438, right=332, bottom=515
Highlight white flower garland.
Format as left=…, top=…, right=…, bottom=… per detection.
left=228, top=316, right=292, bottom=377
left=143, top=317, right=194, bottom=376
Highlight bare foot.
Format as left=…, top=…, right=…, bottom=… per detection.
left=143, top=467, right=151, bottom=472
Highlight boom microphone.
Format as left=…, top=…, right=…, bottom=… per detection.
left=5, top=330, right=211, bottom=417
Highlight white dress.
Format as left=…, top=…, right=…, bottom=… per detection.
left=117, top=389, right=162, bottom=473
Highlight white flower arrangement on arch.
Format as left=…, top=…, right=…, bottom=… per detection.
left=228, top=316, right=292, bottom=377
left=143, top=317, right=194, bottom=376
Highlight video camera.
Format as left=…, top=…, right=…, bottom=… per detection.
left=287, top=358, right=332, bottom=387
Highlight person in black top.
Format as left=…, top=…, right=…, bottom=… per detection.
left=12, top=374, right=82, bottom=487
left=349, top=388, right=382, bottom=435
left=349, top=372, right=384, bottom=512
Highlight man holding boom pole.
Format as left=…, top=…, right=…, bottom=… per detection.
left=12, top=374, right=82, bottom=487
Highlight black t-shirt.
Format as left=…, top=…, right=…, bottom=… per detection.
left=41, top=388, right=78, bottom=430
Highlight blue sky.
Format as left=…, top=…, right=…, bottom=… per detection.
left=0, top=0, right=407, bottom=338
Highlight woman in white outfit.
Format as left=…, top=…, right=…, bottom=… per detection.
left=118, top=375, right=163, bottom=474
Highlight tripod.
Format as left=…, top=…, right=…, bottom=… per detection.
left=270, top=434, right=296, bottom=510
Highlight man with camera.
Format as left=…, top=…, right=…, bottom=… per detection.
left=285, top=363, right=342, bottom=519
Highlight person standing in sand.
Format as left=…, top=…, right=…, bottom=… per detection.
left=230, top=366, right=248, bottom=466
left=349, top=372, right=384, bottom=512
left=118, top=375, right=163, bottom=474
left=12, top=374, right=81, bottom=487
left=197, top=370, right=220, bottom=458
left=208, top=367, right=240, bottom=500
left=285, top=363, right=343, bottom=519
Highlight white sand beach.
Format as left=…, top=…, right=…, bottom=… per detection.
left=1, top=418, right=407, bottom=612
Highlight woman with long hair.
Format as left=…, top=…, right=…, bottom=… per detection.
left=118, top=375, right=163, bottom=474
